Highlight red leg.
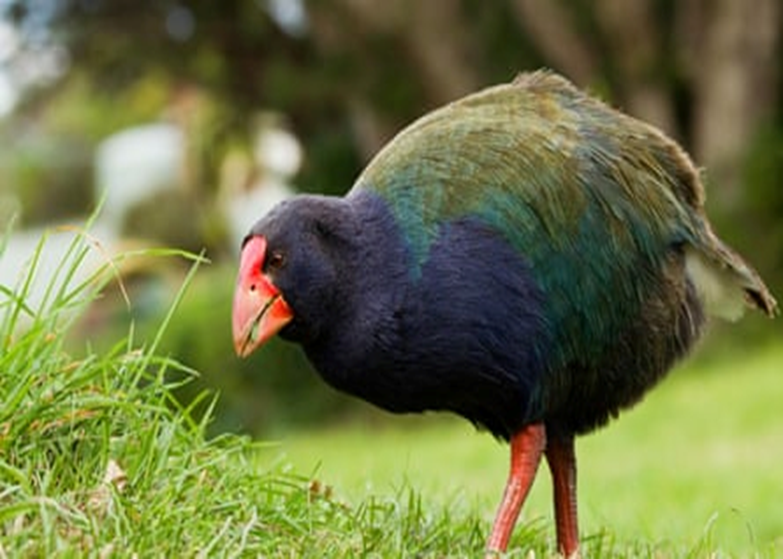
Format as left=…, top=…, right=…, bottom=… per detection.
left=545, top=435, right=579, bottom=558
left=486, top=423, right=546, bottom=554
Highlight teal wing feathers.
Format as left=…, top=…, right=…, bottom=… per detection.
left=349, top=71, right=776, bottom=369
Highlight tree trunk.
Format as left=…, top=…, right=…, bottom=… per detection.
left=687, top=0, right=780, bottom=209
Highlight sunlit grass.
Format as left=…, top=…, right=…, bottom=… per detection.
left=263, top=343, right=783, bottom=557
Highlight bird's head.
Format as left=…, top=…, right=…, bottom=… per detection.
left=232, top=195, right=357, bottom=357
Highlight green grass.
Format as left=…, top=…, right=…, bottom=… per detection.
left=2, top=225, right=781, bottom=557
left=263, top=344, right=783, bottom=557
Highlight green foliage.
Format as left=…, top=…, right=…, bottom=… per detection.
left=740, top=125, right=783, bottom=284
left=463, top=0, right=543, bottom=81
left=121, top=189, right=208, bottom=255
left=0, top=130, right=93, bottom=226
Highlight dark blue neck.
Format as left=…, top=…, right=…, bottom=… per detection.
left=302, top=190, right=410, bottom=382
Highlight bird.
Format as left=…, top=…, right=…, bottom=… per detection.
left=231, top=70, right=777, bottom=557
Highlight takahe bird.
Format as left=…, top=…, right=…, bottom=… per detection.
left=232, top=71, right=777, bottom=556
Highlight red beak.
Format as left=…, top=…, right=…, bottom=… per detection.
left=232, top=236, right=294, bottom=357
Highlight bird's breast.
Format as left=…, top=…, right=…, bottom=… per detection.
left=305, top=211, right=551, bottom=439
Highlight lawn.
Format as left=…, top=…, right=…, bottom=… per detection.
left=263, top=342, right=783, bottom=556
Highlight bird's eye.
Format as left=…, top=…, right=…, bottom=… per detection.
left=267, top=250, right=286, bottom=271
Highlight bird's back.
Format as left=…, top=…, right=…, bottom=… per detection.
left=349, top=71, right=776, bottom=435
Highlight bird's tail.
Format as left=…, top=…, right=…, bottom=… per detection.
left=686, top=230, right=777, bottom=321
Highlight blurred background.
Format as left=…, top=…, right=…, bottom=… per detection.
left=0, top=0, right=781, bottom=436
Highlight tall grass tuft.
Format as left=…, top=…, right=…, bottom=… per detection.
left=0, top=224, right=505, bottom=557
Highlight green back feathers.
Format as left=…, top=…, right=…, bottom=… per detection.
left=353, top=71, right=700, bottom=263
left=350, top=71, right=776, bottom=366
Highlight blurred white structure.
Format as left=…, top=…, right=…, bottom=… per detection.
left=254, top=125, right=303, bottom=178
left=94, top=123, right=185, bottom=231
left=222, top=124, right=300, bottom=248
left=93, top=118, right=300, bottom=246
